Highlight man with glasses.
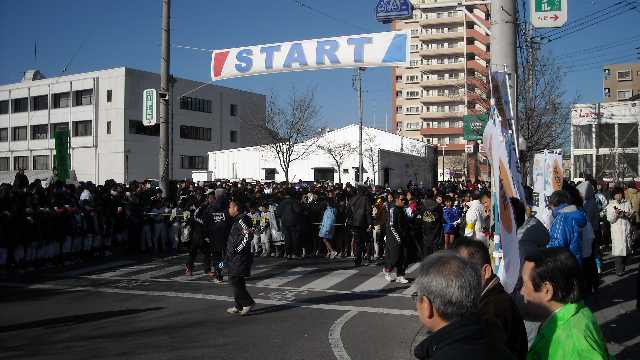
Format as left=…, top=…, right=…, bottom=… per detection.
left=413, top=252, right=514, bottom=359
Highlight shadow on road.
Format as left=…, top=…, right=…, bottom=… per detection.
left=0, top=307, right=164, bottom=333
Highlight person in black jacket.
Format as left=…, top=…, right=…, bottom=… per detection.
left=225, top=199, right=255, bottom=316
left=413, top=252, right=514, bottom=360
left=384, top=192, right=409, bottom=284
left=13, top=169, right=29, bottom=191
left=205, top=189, right=232, bottom=282
left=185, top=196, right=212, bottom=277
left=421, top=190, right=442, bottom=258
left=455, top=239, right=528, bottom=360
left=349, top=186, right=373, bottom=266
left=276, top=190, right=304, bottom=259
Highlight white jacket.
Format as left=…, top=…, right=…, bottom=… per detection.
left=464, top=200, right=486, bottom=243
left=606, top=200, right=633, bottom=257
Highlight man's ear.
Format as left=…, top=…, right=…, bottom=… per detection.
left=542, top=281, right=554, bottom=302
left=482, top=264, right=493, bottom=281
left=419, top=295, right=435, bottom=320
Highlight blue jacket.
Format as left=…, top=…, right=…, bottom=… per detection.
left=547, top=204, right=587, bottom=264
left=319, top=206, right=336, bottom=240
left=443, top=207, right=461, bottom=234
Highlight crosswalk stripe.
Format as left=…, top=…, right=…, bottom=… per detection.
left=64, top=261, right=134, bottom=276
left=133, top=265, right=185, bottom=279
left=352, top=271, right=390, bottom=292
left=98, top=264, right=159, bottom=278
left=254, top=267, right=317, bottom=287
left=399, top=263, right=420, bottom=295
left=300, top=270, right=358, bottom=290
left=406, top=263, right=420, bottom=274
left=402, top=285, right=416, bottom=295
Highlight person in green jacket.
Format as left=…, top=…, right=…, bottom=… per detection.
left=520, top=248, right=611, bottom=360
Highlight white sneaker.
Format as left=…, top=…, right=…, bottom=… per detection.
left=330, top=251, right=338, bottom=259
left=226, top=307, right=240, bottom=315
left=240, top=305, right=253, bottom=316
left=384, top=272, right=395, bottom=282
left=396, top=276, right=409, bottom=284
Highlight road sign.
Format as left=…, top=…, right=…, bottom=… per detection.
left=531, top=0, right=567, bottom=28
left=465, top=144, right=475, bottom=153
left=463, top=114, right=488, bottom=141
left=376, top=0, right=413, bottom=23
left=142, top=89, right=157, bottom=126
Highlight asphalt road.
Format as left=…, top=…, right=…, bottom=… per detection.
left=0, top=253, right=637, bottom=360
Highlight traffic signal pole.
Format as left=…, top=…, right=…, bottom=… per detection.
left=159, top=0, right=171, bottom=196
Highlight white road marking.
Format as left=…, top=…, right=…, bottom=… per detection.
left=301, top=270, right=358, bottom=290
left=63, top=261, right=134, bottom=277
left=133, top=265, right=185, bottom=280
left=255, top=267, right=317, bottom=287
left=406, top=262, right=420, bottom=274
left=402, top=285, right=416, bottom=295
left=352, top=271, right=390, bottom=292
left=400, top=263, right=421, bottom=295
left=328, top=310, right=358, bottom=360
left=97, top=264, right=159, bottom=278
left=0, top=282, right=417, bottom=316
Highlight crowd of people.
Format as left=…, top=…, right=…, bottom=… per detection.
left=1, top=169, right=639, bottom=359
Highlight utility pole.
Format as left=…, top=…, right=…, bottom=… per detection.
left=159, top=0, right=171, bottom=197
left=491, top=0, right=518, bottom=140
left=353, top=67, right=365, bottom=184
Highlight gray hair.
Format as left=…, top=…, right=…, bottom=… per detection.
left=415, top=251, right=482, bottom=322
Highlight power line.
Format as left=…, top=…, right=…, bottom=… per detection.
left=543, top=5, right=633, bottom=43
left=555, top=34, right=640, bottom=57
left=289, top=0, right=371, bottom=33
left=542, top=1, right=627, bottom=37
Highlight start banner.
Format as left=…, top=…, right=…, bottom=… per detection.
left=210, top=31, right=409, bottom=81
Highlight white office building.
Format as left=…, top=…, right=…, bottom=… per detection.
left=0, top=67, right=266, bottom=184
left=204, top=124, right=438, bottom=188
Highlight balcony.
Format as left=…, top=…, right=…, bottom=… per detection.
left=426, top=62, right=465, bottom=71
left=419, top=31, right=464, bottom=41
left=467, top=45, right=490, bottom=61
left=467, top=60, right=488, bottom=76
left=420, top=95, right=464, bottom=104
left=421, top=127, right=464, bottom=136
left=420, top=111, right=465, bottom=120
left=420, top=15, right=465, bottom=26
left=466, top=76, right=489, bottom=91
left=465, top=13, right=491, bottom=29
left=466, top=28, right=490, bottom=44
left=421, top=78, right=465, bottom=87
left=420, top=47, right=465, bottom=56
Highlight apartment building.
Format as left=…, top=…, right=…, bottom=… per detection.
left=603, top=63, right=640, bottom=102
left=0, top=67, right=267, bottom=184
left=392, top=0, right=490, bottom=180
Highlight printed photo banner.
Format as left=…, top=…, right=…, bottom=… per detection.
left=210, top=31, right=409, bottom=81
left=532, top=150, right=563, bottom=229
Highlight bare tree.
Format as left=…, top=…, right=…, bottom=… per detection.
left=318, top=140, right=355, bottom=184
left=363, top=132, right=380, bottom=184
left=517, top=52, right=572, bottom=183
left=257, top=87, right=321, bottom=183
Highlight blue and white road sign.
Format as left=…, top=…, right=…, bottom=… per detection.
left=376, top=0, right=413, bottom=22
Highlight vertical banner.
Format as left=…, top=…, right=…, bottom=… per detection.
left=532, top=150, right=563, bottom=229
left=54, top=130, right=70, bottom=182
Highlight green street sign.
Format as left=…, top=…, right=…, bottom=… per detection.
left=142, top=88, right=157, bottom=126
left=463, top=114, right=488, bottom=141
left=532, top=0, right=567, bottom=28
left=535, top=0, right=561, bottom=12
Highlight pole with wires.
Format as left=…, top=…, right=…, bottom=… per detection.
left=353, top=67, right=365, bottom=185
left=159, top=0, right=171, bottom=197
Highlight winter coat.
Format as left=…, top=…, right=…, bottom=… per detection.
left=266, top=204, right=284, bottom=245
left=606, top=200, right=633, bottom=257
left=464, top=200, right=487, bottom=243
left=349, top=194, right=373, bottom=228
left=547, top=204, right=587, bottom=264
left=577, top=182, right=600, bottom=232
left=443, top=206, right=461, bottom=234
left=527, top=303, right=610, bottom=360
left=205, top=199, right=232, bottom=252
left=479, top=275, right=529, bottom=360
left=385, top=205, right=406, bottom=248
left=414, top=316, right=515, bottom=360
left=517, top=216, right=549, bottom=267
left=225, top=213, right=254, bottom=277
left=276, top=197, right=303, bottom=228
left=624, top=188, right=640, bottom=222
left=318, top=206, right=336, bottom=240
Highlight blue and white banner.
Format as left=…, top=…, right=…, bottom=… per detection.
left=210, top=31, right=409, bottom=81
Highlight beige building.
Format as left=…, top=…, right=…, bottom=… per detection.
left=392, top=0, right=490, bottom=180
left=603, top=63, right=640, bottom=102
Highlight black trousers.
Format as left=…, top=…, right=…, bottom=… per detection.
left=230, top=276, right=255, bottom=309
left=352, top=226, right=368, bottom=265
left=283, top=226, right=302, bottom=257
left=582, top=256, right=599, bottom=294
left=188, top=239, right=211, bottom=273
left=615, top=256, right=626, bottom=276
left=384, top=243, right=407, bottom=276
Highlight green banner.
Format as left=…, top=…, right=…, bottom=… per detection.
left=535, top=0, right=561, bottom=12
left=463, top=114, right=488, bottom=141
left=54, top=130, right=70, bottom=182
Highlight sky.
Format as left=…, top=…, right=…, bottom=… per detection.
left=0, top=0, right=638, bottom=129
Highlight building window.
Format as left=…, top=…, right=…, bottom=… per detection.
left=230, top=104, right=238, bottom=116
left=0, top=157, right=8, bottom=171
left=0, top=100, right=7, bottom=114
left=53, top=92, right=71, bottom=108
left=179, top=96, right=212, bottom=113
left=264, top=168, right=276, bottom=181
left=11, top=98, right=28, bottom=113
left=129, top=119, right=159, bottom=136
left=396, top=105, right=403, bottom=114
left=604, top=88, right=611, bottom=97
left=31, top=124, right=49, bottom=140
left=617, top=70, right=632, bottom=81
left=33, top=155, right=49, bottom=170
left=106, top=121, right=112, bottom=134
left=230, top=130, right=238, bottom=143
left=30, top=95, right=48, bottom=111
left=12, top=126, right=27, bottom=141
left=180, top=125, right=212, bottom=141
left=603, top=68, right=611, bottom=80
left=396, top=75, right=402, bottom=83
left=0, top=128, right=7, bottom=142
left=618, top=89, right=632, bottom=100
left=73, top=89, right=93, bottom=106
left=73, top=120, right=92, bottom=137
left=50, top=122, right=69, bottom=136
left=409, top=59, right=420, bottom=67
left=405, top=90, right=421, bottom=98
left=14, top=156, right=28, bottom=170
left=107, top=89, right=112, bottom=103
left=405, top=75, right=420, bottom=83
left=180, top=155, right=206, bottom=170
